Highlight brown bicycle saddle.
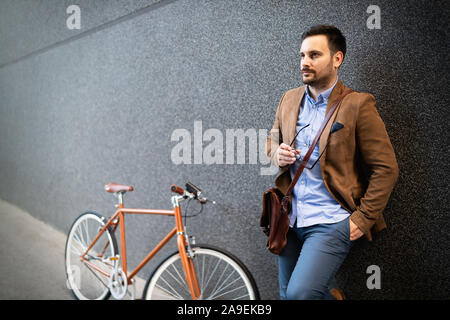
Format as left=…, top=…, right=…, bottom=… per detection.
left=104, top=182, right=134, bottom=193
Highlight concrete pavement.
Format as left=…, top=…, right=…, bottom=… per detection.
left=0, top=198, right=145, bottom=300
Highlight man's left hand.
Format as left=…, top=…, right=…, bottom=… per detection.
left=349, top=219, right=364, bottom=241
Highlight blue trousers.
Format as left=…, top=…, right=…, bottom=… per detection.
left=278, top=216, right=353, bottom=300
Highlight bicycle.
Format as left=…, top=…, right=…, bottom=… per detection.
left=65, top=181, right=260, bottom=300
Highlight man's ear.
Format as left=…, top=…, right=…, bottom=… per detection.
left=333, top=51, right=344, bottom=69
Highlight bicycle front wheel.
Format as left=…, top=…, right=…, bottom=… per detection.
left=143, top=245, right=259, bottom=300
left=65, top=212, right=118, bottom=300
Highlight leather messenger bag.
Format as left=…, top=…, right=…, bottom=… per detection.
left=260, top=89, right=353, bottom=254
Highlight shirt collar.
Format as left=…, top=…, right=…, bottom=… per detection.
left=305, top=76, right=339, bottom=104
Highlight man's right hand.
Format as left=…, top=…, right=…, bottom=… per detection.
left=277, top=143, right=300, bottom=167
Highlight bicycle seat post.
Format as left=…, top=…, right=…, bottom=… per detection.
left=115, top=192, right=124, bottom=208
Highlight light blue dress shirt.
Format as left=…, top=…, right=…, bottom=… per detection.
left=289, top=77, right=350, bottom=228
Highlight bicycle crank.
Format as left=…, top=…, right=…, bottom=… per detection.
left=109, top=267, right=128, bottom=299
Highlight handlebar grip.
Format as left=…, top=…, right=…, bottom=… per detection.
left=170, top=184, right=185, bottom=195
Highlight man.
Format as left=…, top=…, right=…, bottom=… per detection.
left=266, top=25, right=399, bottom=300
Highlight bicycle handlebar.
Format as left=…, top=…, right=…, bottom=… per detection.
left=170, top=184, right=185, bottom=195
left=170, top=183, right=215, bottom=205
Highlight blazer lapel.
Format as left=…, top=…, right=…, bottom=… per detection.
left=319, top=79, right=346, bottom=156
left=286, top=86, right=306, bottom=145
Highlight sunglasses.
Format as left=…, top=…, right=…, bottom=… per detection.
left=290, top=122, right=344, bottom=170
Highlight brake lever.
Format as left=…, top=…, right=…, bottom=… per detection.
left=198, top=196, right=216, bottom=205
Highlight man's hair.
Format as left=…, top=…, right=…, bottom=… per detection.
left=301, top=25, right=346, bottom=59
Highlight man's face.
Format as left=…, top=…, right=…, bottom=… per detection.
left=299, top=34, right=337, bottom=88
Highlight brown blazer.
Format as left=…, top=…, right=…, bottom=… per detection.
left=266, top=79, right=399, bottom=241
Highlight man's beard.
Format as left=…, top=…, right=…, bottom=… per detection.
left=301, top=62, right=334, bottom=89
left=301, top=71, right=317, bottom=85
left=302, top=72, right=331, bottom=87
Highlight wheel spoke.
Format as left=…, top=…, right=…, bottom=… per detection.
left=210, top=284, right=247, bottom=300
left=83, top=219, right=90, bottom=248
left=233, top=293, right=250, bottom=300
left=75, top=227, right=86, bottom=249
left=210, top=263, right=229, bottom=296
left=169, top=263, right=190, bottom=292
left=155, top=284, right=182, bottom=300
left=200, top=255, right=206, bottom=293
left=208, top=271, right=241, bottom=299
left=158, top=276, right=185, bottom=299
left=202, top=258, right=221, bottom=293
left=70, top=237, right=85, bottom=256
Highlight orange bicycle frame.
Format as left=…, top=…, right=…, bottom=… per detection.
left=80, top=201, right=201, bottom=299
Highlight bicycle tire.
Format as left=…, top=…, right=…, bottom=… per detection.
left=142, top=244, right=260, bottom=300
left=65, top=211, right=118, bottom=300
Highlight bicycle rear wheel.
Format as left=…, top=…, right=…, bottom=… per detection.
left=65, top=212, right=118, bottom=300
left=143, top=245, right=259, bottom=300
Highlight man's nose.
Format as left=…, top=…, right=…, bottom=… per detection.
left=301, top=56, right=311, bottom=69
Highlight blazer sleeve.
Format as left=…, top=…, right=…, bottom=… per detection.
left=266, top=92, right=286, bottom=167
left=350, top=93, right=399, bottom=240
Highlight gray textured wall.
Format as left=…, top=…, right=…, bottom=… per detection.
left=1, top=0, right=449, bottom=299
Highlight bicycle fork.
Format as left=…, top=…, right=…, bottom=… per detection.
left=173, top=201, right=201, bottom=300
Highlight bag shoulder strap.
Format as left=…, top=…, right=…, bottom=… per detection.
left=285, top=89, right=354, bottom=197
